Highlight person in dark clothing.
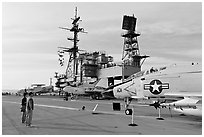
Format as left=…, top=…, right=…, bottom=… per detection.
left=21, top=92, right=28, bottom=123
left=65, top=92, right=69, bottom=101
left=26, top=92, right=34, bottom=127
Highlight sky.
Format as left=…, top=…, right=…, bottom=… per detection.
left=2, top=2, right=202, bottom=90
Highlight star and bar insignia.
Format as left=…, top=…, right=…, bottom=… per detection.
left=144, top=79, right=169, bottom=95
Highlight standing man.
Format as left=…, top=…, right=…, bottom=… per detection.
left=26, top=92, right=34, bottom=127
left=21, top=92, right=28, bottom=123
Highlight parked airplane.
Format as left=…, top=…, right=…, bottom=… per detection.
left=63, top=80, right=115, bottom=100
left=17, top=84, right=54, bottom=96
left=63, top=81, right=103, bottom=99
left=110, top=63, right=202, bottom=117
left=30, top=84, right=54, bottom=95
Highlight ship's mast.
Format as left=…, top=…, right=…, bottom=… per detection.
left=72, top=7, right=79, bottom=82
left=59, top=7, right=87, bottom=83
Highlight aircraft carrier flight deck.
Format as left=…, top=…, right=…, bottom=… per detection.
left=2, top=95, right=201, bottom=135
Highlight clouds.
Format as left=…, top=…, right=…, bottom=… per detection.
left=3, top=53, right=58, bottom=70
left=2, top=2, right=202, bottom=89
left=2, top=52, right=64, bottom=89
left=141, top=20, right=201, bottom=37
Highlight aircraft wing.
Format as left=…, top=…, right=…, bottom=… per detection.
left=160, top=91, right=202, bottom=116
left=164, top=92, right=201, bottom=99
left=161, top=97, right=200, bottom=107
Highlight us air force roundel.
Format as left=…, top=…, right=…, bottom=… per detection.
left=144, top=79, right=169, bottom=95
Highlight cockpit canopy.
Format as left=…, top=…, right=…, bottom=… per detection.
left=126, top=66, right=167, bottom=81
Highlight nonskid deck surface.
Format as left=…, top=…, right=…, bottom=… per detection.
left=2, top=96, right=202, bottom=135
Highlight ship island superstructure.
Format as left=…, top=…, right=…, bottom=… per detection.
left=55, top=7, right=149, bottom=97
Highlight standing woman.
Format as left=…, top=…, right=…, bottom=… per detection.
left=21, top=92, right=28, bottom=123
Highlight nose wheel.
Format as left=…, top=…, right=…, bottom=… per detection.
left=125, top=107, right=138, bottom=126
left=125, top=109, right=132, bottom=115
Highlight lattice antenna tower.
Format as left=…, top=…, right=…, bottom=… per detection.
left=121, top=15, right=149, bottom=69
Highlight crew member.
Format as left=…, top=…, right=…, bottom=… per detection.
left=26, top=92, right=34, bottom=127
left=21, top=92, right=28, bottom=123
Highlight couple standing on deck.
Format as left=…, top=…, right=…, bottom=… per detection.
left=21, top=92, right=34, bottom=127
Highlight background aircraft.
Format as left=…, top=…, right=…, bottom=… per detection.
left=17, top=84, right=54, bottom=96
left=63, top=80, right=114, bottom=100
left=31, top=84, right=54, bottom=95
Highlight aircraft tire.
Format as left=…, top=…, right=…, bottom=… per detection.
left=125, top=109, right=132, bottom=115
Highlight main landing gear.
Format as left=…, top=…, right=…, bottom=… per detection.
left=149, top=100, right=166, bottom=120
left=156, top=108, right=164, bottom=120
